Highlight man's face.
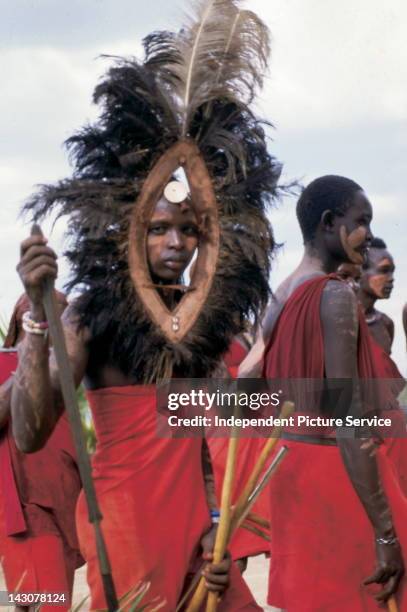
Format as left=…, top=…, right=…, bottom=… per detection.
left=147, top=197, right=199, bottom=282
left=360, top=248, right=395, bottom=299
left=337, top=262, right=362, bottom=293
left=330, top=190, right=373, bottom=265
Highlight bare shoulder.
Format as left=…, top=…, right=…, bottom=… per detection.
left=262, top=283, right=288, bottom=341
left=321, top=279, right=358, bottom=333
left=380, top=311, right=394, bottom=331
left=61, top=302, right=91, bottom=344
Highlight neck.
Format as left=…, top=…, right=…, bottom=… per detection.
left=299, top=244, right=338, bottom=274
left=358, top=290, right=376, bottom=315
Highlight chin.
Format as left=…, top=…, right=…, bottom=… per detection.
left=157, top=272, right=182, bottom=283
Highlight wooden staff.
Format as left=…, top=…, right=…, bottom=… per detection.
left=388, top=596, right=398, bottom=612
left=247, top=512, right=270, bottom=530
left=31, top=225, right=118, bottom=611
left=241, top=520, right=270, bottom=541
left=185, top=402, right=293, bottom=612
left=206, top=433, right=239, bottom=612
left=232, top=401, right=294, bottom=524
left=186, top=415, right=240, bottom=612
left=233, top=445, right=288, bottom=533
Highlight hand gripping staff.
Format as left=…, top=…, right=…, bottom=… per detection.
left=185, top=400, right=294, bottom=612
left=31, top=224, right=118, bottom=612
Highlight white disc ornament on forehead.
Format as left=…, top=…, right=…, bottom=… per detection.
left=164, top=180, right=189, bottom=204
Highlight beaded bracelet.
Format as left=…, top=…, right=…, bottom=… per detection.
left=210, top=509, right=220, bottom=524
left=22, top=311, right=49, bottom=336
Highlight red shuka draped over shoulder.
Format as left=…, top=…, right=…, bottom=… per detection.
left=263, top=275, right=407, bottom=612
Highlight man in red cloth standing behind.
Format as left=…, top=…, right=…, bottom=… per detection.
left=0, top=293, right=83, bottom=612
left=241, top=175, right=407, bottom=611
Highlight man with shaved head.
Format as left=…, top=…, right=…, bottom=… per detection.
left=240, top=175, right=407, bottom=610
left=359, top=237, right=395, bottom=354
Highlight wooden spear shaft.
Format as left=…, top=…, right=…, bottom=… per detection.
left=232, top=401, right=294, bottom=524
left=31, top=225, right=118, bottom=611
left=205, top=431, right=239, bottom=612
left=185, top=415, right=240, bottom=612
left=247, top=512, right=270, bottom=530
left=388, top=596, right=398, bottom=612
left=241, top=521, right=270, bottom=541
left=185, top=402, right=293, bottom=612
left=233, top=445, right=288, bottom=534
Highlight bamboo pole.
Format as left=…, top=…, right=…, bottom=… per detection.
left=205, top=433, right=239, bottom=612
left=233, top=446, right=288, bottom=533
left=241, top=520, right=270, bottom=541
left=232, top=401, right=294, bottom=524
left=247, top=512, right=270, bottom=530
left=185, top=401, right=293, bottom=612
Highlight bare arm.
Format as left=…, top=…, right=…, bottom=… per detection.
left=0, top=377, right=13, bottom=430
left=321, top=280, right=403, bottom=602
left=11, top=234, right=89, bottom=453
left=238, top=294, right=283, bottom=378
left=384, top=314, right=395, bottom=350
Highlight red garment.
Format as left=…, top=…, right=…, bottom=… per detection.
left=263, top=275, right=407, bottom=611
left=208, top=339, right=270, bottom=561
left=77, top=386, right=261, bottom=611
left=0, top=351, right=83, bottom=610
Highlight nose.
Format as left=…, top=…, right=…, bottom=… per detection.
left=365, top=225, right=373, bottom=244
left=167, top=228, right=183, bottom=250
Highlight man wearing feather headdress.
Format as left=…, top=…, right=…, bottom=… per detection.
left=11, top=0, right=282, bottom=609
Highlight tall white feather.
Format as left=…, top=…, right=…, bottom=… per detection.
left=161, top=0, right=270, bottom=136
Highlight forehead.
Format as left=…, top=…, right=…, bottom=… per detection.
left=150, top=197, right=197, bottom=221
left=368, top=248, right=394, bottom=268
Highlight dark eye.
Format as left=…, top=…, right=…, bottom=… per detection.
left=148, top=224, right=167, bottom=235
left=182, top=224, right=198, bottom=236
left=357, top=216, right=371, bottom=226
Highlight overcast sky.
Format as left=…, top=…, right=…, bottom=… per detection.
left=0, top=0, right=406, bottom=372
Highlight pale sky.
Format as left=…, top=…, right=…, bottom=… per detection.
left=0, top=0, right=406, bottom=372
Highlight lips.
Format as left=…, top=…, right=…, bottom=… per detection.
left=164, top=258, right=187, bottom=270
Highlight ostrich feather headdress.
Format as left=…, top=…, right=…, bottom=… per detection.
left=24, top=0, right=283, bottom=381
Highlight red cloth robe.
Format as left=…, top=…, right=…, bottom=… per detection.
left=0, top=351, right=83, bottom=611
left=208, top=339, right=270, bottom=561
left=263, top=275, right=407, bottom=612
left=76, top=385, right=261, bottom=611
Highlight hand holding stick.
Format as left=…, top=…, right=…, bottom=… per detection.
left=185, top=401, right=293, bottom=612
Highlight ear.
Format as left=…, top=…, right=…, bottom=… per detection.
left=320, top=209, right=335, bottom=233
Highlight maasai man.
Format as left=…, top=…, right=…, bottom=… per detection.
left=0, top=293, right=83, bottom=612
left=9, top=2, right=283, bottom=609
left=337, top=261, right=362, bottom=293
left=240, top=176, right=407, bottom=610
left=359, top=237, right=395, bottom=354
